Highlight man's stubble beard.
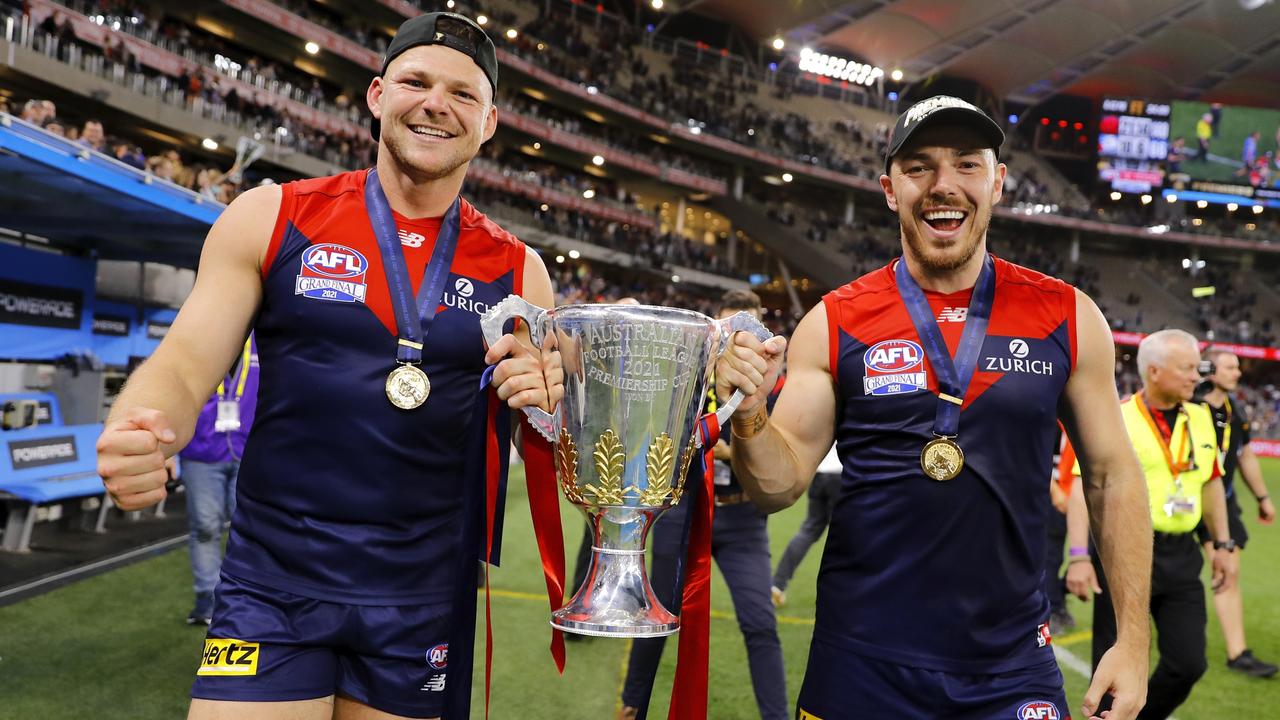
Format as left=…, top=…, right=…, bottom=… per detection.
left=900, top=203, right=991, bottom=274
left=382, top=126, right=475, bottom=183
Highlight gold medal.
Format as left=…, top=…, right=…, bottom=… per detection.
left=921, top=436, right=964, bottom=481
left=386, top=364, right=430, bottom=409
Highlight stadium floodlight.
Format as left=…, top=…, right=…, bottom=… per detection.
left=587, top=86, right=599, bottom=95
left=651, top=0, right=664, bottom=9
left=1227, top=202, right=1238, bottom=211
left=555, top=255, right=565, bottom=264
left=506, top=28, right=518, bottom=40
left=1253, top=205, right=1264, bottom=214
left=446, top=0, right=455, bottom=7
left=798, top=48, right=885, bottom=86
left=304, top=41, right=320, bottom=55
left=671, top=274, right=681, bottom=283
left=592, top=155, right=605, bottom=166
left=1147, top=224, right=1170, bottom=234
left=201, top=138, right=218, bottom=151
left=1196, top=200, right=1208, bottom=208
left=1140, top=194, right=1152, bottom=204
left=1110, top=191, right=1122, bottom=201
left=772, top=37, right=785, bottom=51
left=1182, top=258, right=1192, bottom=269
left=569, top=250, right=581, bottom=259
left=476, top=14, right=488, bottom=26
left=891, top=69, right=904, bottom=82
left=539, top=203, right=549, bottom=212
left=747, top=128, right=756, bottom=136
left=533, top=142, right=542, bottom=150
left=1167, top=194, right=1178, bottom=203
left=782, top=173, right=793, bottom=182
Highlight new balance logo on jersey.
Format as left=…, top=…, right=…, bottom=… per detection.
left=937, top=307, right=967, bottom=323
left=984, top=338, right=1053, bottom=376
left=399, top=230, right=426, bottom=248
left=421, top=674, right=446, bottom=692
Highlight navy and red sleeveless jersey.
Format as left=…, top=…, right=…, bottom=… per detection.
left=221, top=169, right=526, bottom=605
left=818, top=256, right=1076, bottom=673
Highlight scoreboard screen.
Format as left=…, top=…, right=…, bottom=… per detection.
left=1097, top=98, right=1170, bottom=193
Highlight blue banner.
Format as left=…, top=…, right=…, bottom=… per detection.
left=133, top=307, right=179, bottom=358
left=0, top=243, right=95, bottom=361
left=92, top=299, right=141, bottom=368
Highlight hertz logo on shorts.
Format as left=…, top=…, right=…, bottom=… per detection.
left=197, top=638, right=260, bottom=676
left=799, top=710, right=824, bottom=720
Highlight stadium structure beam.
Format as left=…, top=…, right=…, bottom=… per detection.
left=905, top=0, right=1063, bottom=80
left=1178, top=34, right=1280, bottom=98
left=787, top=0, right=896, bottom=48
left=1008, top=0, right=1203, bottom=104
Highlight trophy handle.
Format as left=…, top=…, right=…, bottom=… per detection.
left=479, top=295, right=557, bottom=442
left=712, top=312, right=775, bottom=431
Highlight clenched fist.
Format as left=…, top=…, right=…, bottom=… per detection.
left=96, top=407, right=177, bottom=511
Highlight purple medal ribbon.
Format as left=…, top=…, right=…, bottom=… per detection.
left=894, top=253, right=996, bottom=438
left=364, top=167, right=462, bottom=365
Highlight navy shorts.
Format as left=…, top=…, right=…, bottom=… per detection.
left=796, top=638, right=1071, bottom=720
left=191, top=574, right=452, bottom=718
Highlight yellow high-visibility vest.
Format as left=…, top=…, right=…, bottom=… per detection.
left=1120, top=394, right=1219, bottom=534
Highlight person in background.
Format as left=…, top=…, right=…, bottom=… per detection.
left=1195, top=348, right=1276, bottom=678
left=177, top=336, right=258, bottom=626
left=769, top=443, right=841, bottom=608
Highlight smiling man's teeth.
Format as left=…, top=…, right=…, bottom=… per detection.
left=411, top=127, right=451, bottom=138
left=923, top=210, right=965, bottom=221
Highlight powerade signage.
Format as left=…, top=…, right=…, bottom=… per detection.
left=9, top=435, right=78, bottom=470
left=0, top=278, right=82, bottom=330
left=92, top=313, right=132, bottom=337
left=146, top=321, right=171, bottom=339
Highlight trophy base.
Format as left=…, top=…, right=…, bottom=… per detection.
left=551, top=611, right=679, bottom=638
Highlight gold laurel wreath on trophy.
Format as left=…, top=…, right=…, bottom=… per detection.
left=586, top=429, right=629, bottom=504
left=671, top=438, right=697, bottom=505
left=556, top=430, right=702, bottom=506
left=556, top=429, right=584, bottom=504
left=638, top=433, right=675, bottom=506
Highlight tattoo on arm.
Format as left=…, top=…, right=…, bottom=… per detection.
left=731, top=406, right=768, bottom=439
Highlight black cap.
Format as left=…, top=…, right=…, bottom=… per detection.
left=371, top=12, right=499, bottom=141
left=884, top=95, right=1004, bottom=175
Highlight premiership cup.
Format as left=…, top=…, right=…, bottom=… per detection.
left=480, top=299, right=771, bottom=637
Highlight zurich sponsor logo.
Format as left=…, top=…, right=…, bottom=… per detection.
left=296, top=244, right=369, bottom=303
left=426, top=643, right=448, bottom=670
left=454, top=277, right=474, bottom=298
left=863, top=339, right=927, bottom=397
left=985, top=338, right=1053, bottom=376
left=441, top=275, right=491, bottom=316
left=1015, top=701, right=1060, bottom=720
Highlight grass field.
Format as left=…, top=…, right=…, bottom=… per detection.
left=2, top=459, right=1279, bottom=719
left=1168, top=100, right=1280, bottom=185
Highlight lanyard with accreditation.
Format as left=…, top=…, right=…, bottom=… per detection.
left=1133, top=391, right=1198, bottom=517
left=213, top=338, right=252, bottom=433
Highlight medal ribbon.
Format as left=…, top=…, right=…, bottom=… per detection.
left=666, top=414, right=718, bottom=720
left=1215, top=396, right=1233, bottom=474
left=1135, top=391, right=1194, bottom=477
left=895, top=254, right=997, bottom=439
left=364, top=167, right=462, bottom=366
left=445, top=366, right=512, bottom=720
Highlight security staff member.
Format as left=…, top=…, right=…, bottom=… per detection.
left=1195, top=348, right=1277, bottom=677
left=617, top=290, right=787, bottom=720
left=1080, top=329, right=1238, bottom=719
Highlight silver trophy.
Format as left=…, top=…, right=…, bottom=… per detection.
left=480, top=300, right=771, bottom=637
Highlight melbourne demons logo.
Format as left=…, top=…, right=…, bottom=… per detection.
left=863, top=339, right=926, bottom=397
left=295, top=244, right=369, bottom=303
left=1015, top=701, right=1060, bottom=720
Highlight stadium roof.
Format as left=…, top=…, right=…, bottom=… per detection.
left=688, top=0, right=1280, bottom=107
